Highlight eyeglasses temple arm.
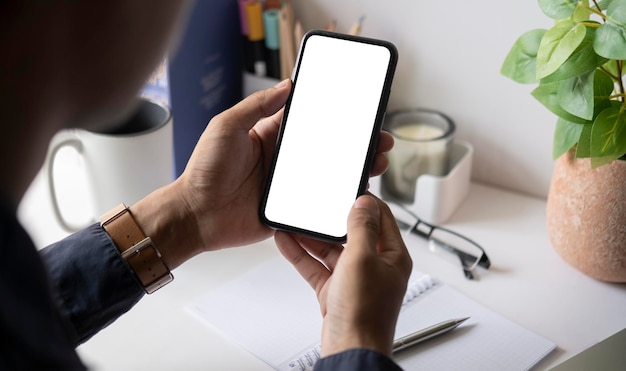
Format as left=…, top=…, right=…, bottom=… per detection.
left=428, top=236, right=480, bottom=263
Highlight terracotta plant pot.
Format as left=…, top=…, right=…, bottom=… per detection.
left=546, top=149, right=626, bottom=282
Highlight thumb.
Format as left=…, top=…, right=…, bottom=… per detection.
left=214, top=79, right=291, bottom=131
left=346, top=195, right=381, bottom=255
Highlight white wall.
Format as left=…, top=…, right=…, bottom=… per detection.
left=292, top=0, right=556, bottom=198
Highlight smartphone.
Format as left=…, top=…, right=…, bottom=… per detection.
left=260, top=30, right=398, bottom=242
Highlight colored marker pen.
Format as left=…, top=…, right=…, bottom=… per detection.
left=263, top=9, right=281, bottom=79
left=245, top=1, right=267, bottom=77
left=238, top=0, right=255, bottom=73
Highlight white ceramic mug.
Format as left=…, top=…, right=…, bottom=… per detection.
left=45, top=98, right=174, bottom=232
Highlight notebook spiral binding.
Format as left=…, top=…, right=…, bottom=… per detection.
left=402, top=274, right=437, bottom=305
left=280, top=274, right=437, bottom=371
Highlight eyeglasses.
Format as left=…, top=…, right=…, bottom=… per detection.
left=387, top=202, right=491, bottom=280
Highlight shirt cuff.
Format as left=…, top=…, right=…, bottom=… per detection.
left=314, top=348, right=403, bottom=371
left=40, top=223, right=144, bottom=345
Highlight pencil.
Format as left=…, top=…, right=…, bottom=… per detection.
left=348, top=15, right=365, bottom=36
left=279, top=0, right=296, bottom=79
left=325, top=20, right=337, bottom=32
left=293, top=19, right=304, bottom=53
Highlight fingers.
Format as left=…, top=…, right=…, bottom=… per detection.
left=370, top=152, right=390, bottom=177
left=290, top=234, right=343, bottom=272
left=254, top=107, right=285, bottom=139
left=378, top=130, right=394, bottom=153
left=212, top=79, right=292, bottom=132
left=346, top=195, right=381, bottom=255
left=370, top=131, right=393, bottom=177
left=376, top=197, right=413, bottom=273
left=347, top=194, right=411, bottom=271
left=376, top=198, right=405, bottom=248
left=275, top=231, right=332, bottom=295
left=252, top=107, right=286, bottom=167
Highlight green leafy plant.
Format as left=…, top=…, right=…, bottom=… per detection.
left=501, top=0, right=626, bottom=167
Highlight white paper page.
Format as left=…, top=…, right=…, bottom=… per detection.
left=187, top=256, right=322, bottom=368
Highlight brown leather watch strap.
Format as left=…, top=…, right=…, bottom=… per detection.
left=100, top=203, right=173, bottom=294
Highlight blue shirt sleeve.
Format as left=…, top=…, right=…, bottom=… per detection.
left=314, top=349, right=403, bottom=371
left=39, top=223, right=144, bottom=345
left=1, top=201, right=87, bottom=370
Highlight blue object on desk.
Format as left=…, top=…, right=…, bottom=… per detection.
left=168, top=0, right=243, bottom=177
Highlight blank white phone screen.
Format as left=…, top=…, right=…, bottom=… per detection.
left=264, top=34, right=392, bottom=239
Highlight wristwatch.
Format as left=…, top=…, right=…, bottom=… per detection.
left=100, top=203, right=173, bottom=294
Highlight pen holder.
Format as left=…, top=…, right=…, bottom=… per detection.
left=375, top=140, right=473, bottom=224
left=243, top=72, right=280, bottom=97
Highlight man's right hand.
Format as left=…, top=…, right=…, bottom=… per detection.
left=275, top=194, right=412, bottom=357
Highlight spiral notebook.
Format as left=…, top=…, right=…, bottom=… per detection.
left=187, top=256, right=555, bottom=370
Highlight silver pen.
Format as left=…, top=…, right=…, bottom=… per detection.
left=392, top=317, right=470, bottom=353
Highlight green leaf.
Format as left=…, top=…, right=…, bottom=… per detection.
left=597, top=0, right=614, bottom=11
left=538, top=0, right=580, bottom=19
left=531, top=82, right=591, bottom=124
left=602, top=60, right=621, bottom=77
left=537, top=21, right=587, bottom=79
left=593, top=68, right=615, bottom=111
left=558, top=70, right=595, bottom=120
left=551, top=61, right=606, bottom=160
left=595, top=24, right=626, bottom=59
left=501, top=29, right=546, bottom=83
left=571, top=1, right=591, bottom=23
left=553, top=117, right=585, bottom=159
left=594, top=1, right=626, bottom=59
left=540, top=26, right=608, bottom=83
left=590, top=70, right=617, bottom=144
left=590, top=154, right=621, bottom=167
left=575, top=123, right=593, bottom=157
left=606, top=0, right=626, bottom=24
left=590, top=105, right=626, bottom=165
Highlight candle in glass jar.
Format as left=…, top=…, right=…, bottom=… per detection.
left=392, top=124, right=448, bottom=173
left=393, top=123, right=446, bottom=141
left=382, top=110, right=454, bottom=204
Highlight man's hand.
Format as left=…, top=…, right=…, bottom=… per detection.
left=275, top=194, right=412, bottom=357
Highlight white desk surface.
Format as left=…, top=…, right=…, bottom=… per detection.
left=18, top=170, right=626, bottom=371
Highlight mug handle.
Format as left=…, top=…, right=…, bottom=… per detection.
left=44, top=130, right=91, bottom=232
